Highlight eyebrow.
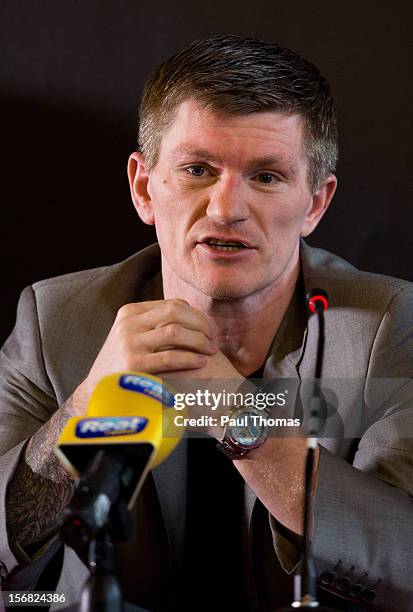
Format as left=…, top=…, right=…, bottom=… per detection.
left=171, top=146, right=224, bottom=164
left=171, top=145, right=297, bottom=173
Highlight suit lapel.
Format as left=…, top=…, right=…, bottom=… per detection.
left=152, top=438, right=187, bottom=572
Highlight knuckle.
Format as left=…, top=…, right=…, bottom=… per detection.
left=115, top=322, right=129, bottom=345
left=197, top=331, right=208, bottom=345
left=164, top=302, right=178, bottom=319
left=117, top=303, right=132, bottom=319
left=164, top=323, right=179, bottom=340
left=166, top=298, right=187, bottom=315
left=160, top=351, right=173, bottom=366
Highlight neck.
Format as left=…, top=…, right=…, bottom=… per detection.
left=162, top=251, right=300, bottom=376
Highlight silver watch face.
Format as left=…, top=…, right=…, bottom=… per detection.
left=228, top=409, right=267, bottom=447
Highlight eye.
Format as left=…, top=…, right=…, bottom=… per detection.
left=255, top=173, right=277, bottom=184
left=186, top=165, right=207, bottom=177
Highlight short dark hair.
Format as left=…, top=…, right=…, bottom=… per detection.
left=138, top=35, right=338, bottom=192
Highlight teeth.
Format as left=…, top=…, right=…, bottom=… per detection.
left=209, top=245, right=241, bottom=251
left=207, top=239, right=244, bottom=246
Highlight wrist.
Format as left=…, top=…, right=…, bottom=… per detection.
left=206, top=420, right=225, bottom=441
left=206, top=376, right=257, bottom=440
left=72, top=382, right=91, bottom=416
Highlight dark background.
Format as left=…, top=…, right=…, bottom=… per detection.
left=1, top=0, right=412, bottom=344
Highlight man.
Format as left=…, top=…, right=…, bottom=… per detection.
left=0, top=35, right=412, bottom=611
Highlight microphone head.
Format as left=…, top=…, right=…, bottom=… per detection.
left=58, top=373, right=185, bottom=546
left=55, top=372, right=183, bottom=477
left=306, top=288, right=329, bottom=314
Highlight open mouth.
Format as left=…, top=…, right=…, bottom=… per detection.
left=201, top=239, right=250, bottom=252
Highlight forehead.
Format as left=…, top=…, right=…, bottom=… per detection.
left=158, top=99, right=306, bottom=166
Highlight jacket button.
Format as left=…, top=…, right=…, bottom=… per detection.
left=335, top=576, right=351, bottom=592
left=361, top=588, right=377, bottom=602
left=320, top=570, right=336, bottom=585
left=348, top=582, right=363, bottom=596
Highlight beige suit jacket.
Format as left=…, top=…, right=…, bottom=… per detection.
left=0, top=241, right=412, bottom=611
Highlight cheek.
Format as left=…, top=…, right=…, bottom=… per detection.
left=150, top=180, right=178, bottom=224
left=150, top=172, right=194, bottom=212
left=278, top=185, right=312, bottom=227
left=151, top=176, right=206, bottom=231
left=149, top=181, right=192, bottom=252
left=255, top=194, right=311, bottom=259
left=262, top=197, right=310, bottom=235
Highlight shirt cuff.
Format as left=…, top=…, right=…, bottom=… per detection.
left=0, top=440, right=28, bottom=577
left=0, top=440, right=60, bottom=579
left=268, top=513, right=301, bottom=574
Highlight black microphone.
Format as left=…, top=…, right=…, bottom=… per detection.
left=306, top=288, right=328, bottom=382
left=307, top=288, right=329, bottom=313
left=276, top=289, right=337, bottom=611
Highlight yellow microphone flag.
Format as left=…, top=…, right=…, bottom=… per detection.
left=56, top=372, right=183, bottom=481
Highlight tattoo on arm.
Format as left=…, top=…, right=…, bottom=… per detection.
left=6, top=396, right=76, bottom=551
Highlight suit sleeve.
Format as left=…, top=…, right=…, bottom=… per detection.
left=269, top=285, right=413, bottom=612
left=0, top=286, right=61, bottom=585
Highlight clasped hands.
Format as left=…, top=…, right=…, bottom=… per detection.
left=73, top=299, right=245, bottom=423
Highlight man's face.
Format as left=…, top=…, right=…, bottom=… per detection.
left=132, top=100, right=334, bottom=300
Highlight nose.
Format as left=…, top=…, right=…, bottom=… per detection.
left=206, top=174, right=250, bottom=224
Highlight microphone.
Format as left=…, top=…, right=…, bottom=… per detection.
left=275, top=289, right=337, bottom=611
left=306, top=288, right=329, bottom=315
left=306, top=288, right=328, bottom=384
left=55, top=371, right=182, bottom=544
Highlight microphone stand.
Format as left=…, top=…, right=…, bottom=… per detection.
left=78, top=525, right=123, bottom=612
left=62, top=450, right=134, bottom=612
left=276, top=289, right=336, bottom=611
left=291, top=290, right=327, bottom=609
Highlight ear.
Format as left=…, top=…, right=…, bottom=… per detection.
left=127, top=151, right=155, bottom=225
left=300, top=174, right=337, bottom=237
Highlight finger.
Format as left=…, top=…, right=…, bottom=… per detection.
left=154, top=305, right=218, bottom=340
left=130, top=350, right=208, bottom=373
left=116, top=300, right=183, bottom=321
left=136, top=325, right=217, bottom=355
left=118, top=300, right=217, bottom=340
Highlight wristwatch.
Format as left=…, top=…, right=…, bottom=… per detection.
left=216, top=406, right=269, bottom=460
